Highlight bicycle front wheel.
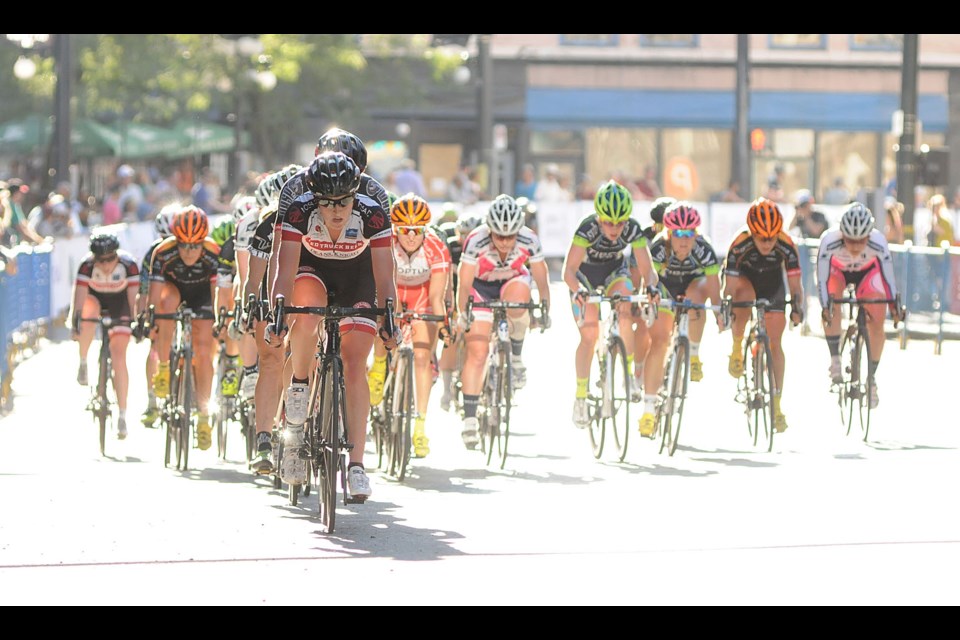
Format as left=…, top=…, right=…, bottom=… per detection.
left=392, top=351, right=414, bottom=482
left=496, top=353, right=512, bottom=470
left=587, top=347, right=605, bottom=459
left=317, top=358, right=341, bottom=533
left=661, top=338, right=688, bottom=457
left=753, top=336, right=775, bottom=452
left=854, top=326, right=873, bottom=441
left=179, top=354, right=193, bottom=471
left=605, top=337, right=631, bottom=462
left=97, top=351, right=110, bottom=456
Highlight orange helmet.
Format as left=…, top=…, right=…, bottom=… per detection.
left=391, top=193, right=431, bottom=226
left=171, top=205, right=209, bottom=243
left=746, top=198, right=783, bottom=238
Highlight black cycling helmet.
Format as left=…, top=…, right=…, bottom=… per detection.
left=649, top=196, right=677, bottom=225
left=89, top=232, right=120, bottom=257
left=317, top=127, right=367, bottom=173
left=305, top=152, right=362, bottom=198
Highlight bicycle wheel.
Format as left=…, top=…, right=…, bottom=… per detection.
left=587, top=346, right=605, bottom=460
left=317, top=359, right=340, bottom=533
left=661, top=338, right=688, bottom=457
left=489, top=349, right=512, bottom=469
left=754, top=336, right=775, bottom=453
left=479, top=353, right=496, bottom=457
left=392, top=350, right=414, bottom=482
left=243, top=402, right=256, bottom=465
left=164, top=352, right=181, bottom=468
left=605, top=336, right=631, bottom=463
left=854, top=325, right=873, bottom=441
left=97, top=348, right=110, bottom=456
left=381, top=363, right=398, bottom=476
left=178, top=353, right=193, bottom=471
left=839, top=328, right=858, bottom=435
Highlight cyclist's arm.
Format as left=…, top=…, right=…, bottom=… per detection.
left=371, top=244, right=398, bottom=310
left=126, top=280, right=138, bottom=322
left=457, top=261, right=477, bottom=318
left=272, top=239, right=300, bottom=305
left=631, top=242, right=659, bottom=291
left=722, top=272, right=743, bottom=301
left=815, top=236, right=833, bottom=309
left=243, top=254, right=267, bottom=302
left=68, top=275, right=86, bottom=332
left=428, top=270, right=447, bottom=321
left=704, top=268, right=722, bottom=306
left=562, top=242, right=587, bottom=294
left=530, top=259, right=550, bottom=309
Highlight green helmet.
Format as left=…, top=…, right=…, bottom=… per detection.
left=211, top=217, right=236, bottom=247
left=386, top=190, right=400, bottom=210
left=594, top=180, right=633, bottom=223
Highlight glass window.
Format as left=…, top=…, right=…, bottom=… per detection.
left=850, top=34, right=903, bottom=51
left=662, top=129, right=732, bottom=202
left=559, top=34, right=619, bottom=46
left=882, top=131, right=947, bottom=199
left=584, top=128, right=657, bottom=198
left=773, top=129, right=815, bottom=157
left=817, top=132, right=879, bottom=204
left=639, top=34, right=698, bottom=48
left=531, top=130, right=584, bottom=156
left=769, top=34, right=826, bottom=49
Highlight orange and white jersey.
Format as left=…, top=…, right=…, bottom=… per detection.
left=393, top=228, right=451, bottom=288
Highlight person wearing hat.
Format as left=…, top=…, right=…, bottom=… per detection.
left=2, top=179, right=45, bottom=245
left=790, top=189, right=828, bottom=239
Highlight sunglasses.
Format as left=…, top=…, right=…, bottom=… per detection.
left=492, top=232, right=517, bottom=242
left=316, top=195, right=354, bottom=209
left=178, top=242, right=203, bottom=250
left=600, top=219, right=627, bottom=228
left=396, top=226, right=426, bottom=237
left=671, top=229, right=696, bottom=238
left=95, top=253, right=118, bottom=263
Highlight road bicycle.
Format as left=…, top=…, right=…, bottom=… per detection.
left=464, top=296, right=547, bottom=469
left=148, top=303, right=198, bottom=471
left=81, top=313, right=128, bottom=456
left=827, top=285, right=905, bottom=441
left=577, top=292, right=651, bottom=462
left=211, top=300, right=256, bottom=463
left=653, top=297, right=727, bottom=457
left=271, top=295, right=395, bottom=532
left=372, top=309, right=449, bottom=482
left=730, top=298, right=778, bottom=452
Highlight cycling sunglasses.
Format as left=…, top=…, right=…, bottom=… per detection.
left=94, top=253, right=118, bottom=263
left=492, top=232, right=517, bottom=242
left=671, top=229, right=696, bottom=238
left=178, top=242, right=203, bottom=250
left=396, top=226, right=426, bottom=236
left=315, top=195, right=354, bottom=209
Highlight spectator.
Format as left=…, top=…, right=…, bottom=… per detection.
left=2, top=179, right=45, bottom=245
left=515, top=163, right=538, bottom=200
left=101, top=185, right=123, bottom=226
left=534, top=163, right=570, bottom=202
left=714, top=179, right=745, bottom=203
left=575, top=173, right=596, bottom=201
left=883, top=197, right=905, bottom=245
left=764, top=164, right=786, bottom=202
left=31, top=195, right=73, bottom=239
left=116, top=164, right=145, bottom=215
left=191, top=167, right=230, bottom=215
left=789, top=189, right=828, bottom=239
left=823, top=176, right=851, bottom=205
left=447, top=167, right=480, bottom=204
left=634, top=165, right=662, bottom=199
left=925, top=193, right=955, bottom=247
left=52, top=181, right=85, bottom=232
left=393, top=158, right=427, bottom=197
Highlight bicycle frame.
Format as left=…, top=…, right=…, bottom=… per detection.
left=731, top=298, right=776, bottom=451
left=81, top=314, right=122, bottom=456
left=149, top=303, right=196, bottom=470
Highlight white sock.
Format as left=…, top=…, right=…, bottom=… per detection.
left=690, top=342, right=700, bottom=358
left=118, top=409, right=126, bottom=420
left=643, top=394, right=657, bottom=415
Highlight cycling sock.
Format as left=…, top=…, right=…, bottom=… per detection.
left=510, top=339, right=524, bottom=358
left=773, top=393, right=782, bottom=414
left=146, top=390, right=156, bottom=409
left=118, top=409, right=126, bottom=420
left=244, top=364, right=258, bottom=376
left=643, top=394, right=657, bottom=415
left=463, top=394, right=480, bottom=419
left=292, top=376, right=308, bottom=385
left=372, top=354, right=387, bottom=370
left=348, top=462, right=364, bottom=471
left=690, top=342, right=700, bottom=358
left=732, top=336, right=743, bottom=354
left=627, top=353, right=634, bottom=371
left=576, top=378, right=588, bottom=399
left=826, top=335, right=840, bottom=357
left=869, top=360, right=879, bottom=378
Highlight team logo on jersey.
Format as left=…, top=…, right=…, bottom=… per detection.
left=288, top=209, right=304, bottom=224
left=346, top=228, right=358, bottom=239
left=369, top=211, right=385, bottom=230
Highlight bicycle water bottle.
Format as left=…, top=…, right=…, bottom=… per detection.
left=497, top=318, right=509, bottom=343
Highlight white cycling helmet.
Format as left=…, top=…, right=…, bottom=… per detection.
left=457, top=213, right=483, bottom=236
left=232, top=195, right=259, bottom=223
left=485, top=194, right=524, bottom=236
left=839, top=202, right=875, bottom=240
left=155, top=203, right=180, bottom=238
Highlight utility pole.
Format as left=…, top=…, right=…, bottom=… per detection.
left=52, top=34, right=71, bottom=189
left=897, top=34, right=920, bottom=236
left=478, top=34, right=494, bottom=196
left=735, top=34, right=750, bottom=198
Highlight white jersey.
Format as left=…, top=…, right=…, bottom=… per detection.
left=460, top=224, right=545, bottom=282
left=815, top=227, right=897, bottom=307
left=235, top=207, right=261, bottom=252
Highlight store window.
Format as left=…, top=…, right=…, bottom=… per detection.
left=850, top=34, right=903, bottom=51
left=559, top=34, right=619, bottom=46
left=662, top=129, right=732, bottom=202
left=639, top=35, right=698, bottom=48
left=584, top=128, right=657, bottom=197
left=531, top=130, right=584, bottom=156
left=769, top=34, right=826, bottom=49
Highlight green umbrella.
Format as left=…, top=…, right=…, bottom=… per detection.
left=169, top=118, right=248, bottom=157
left=89, top=120, right=187, bottom=159
left=0, top=115, right=50, bottom=155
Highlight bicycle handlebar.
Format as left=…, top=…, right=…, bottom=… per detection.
left=463, top=295, right=548, bottom=334
left=269, top=295, right=396, bottom=342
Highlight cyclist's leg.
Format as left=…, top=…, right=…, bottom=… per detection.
left=341, top=328, right=376, bottom=466
left=191, top=312, right=216, bottom=448
left=725, top=275, right=756, bottom=378
left=823, top=261, right=848, bottom=382
left=107, top=328, right=131, bottom=413
left=76, top=296, right=100, bottom=384
left=683, top=276, right=709, bottom=381
left=857, top=262, right=891, bottom=406
left=502, top=275, right=533, bottom=387
left=628, top=259, right=650, bottom=382
left=152, top=283, right=181, bottom=397
left=640, top=306, right=674, bottom=436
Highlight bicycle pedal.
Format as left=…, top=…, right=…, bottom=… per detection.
left=345, top=495, right=366, bottom=505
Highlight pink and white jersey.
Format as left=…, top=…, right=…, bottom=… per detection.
left=815, top=227, right=898, bottom=307
left=75, top=250, right=140, bottom=295
left=394, top=229, right=451, bottom=287
left=460, top=225, right=544, bottom=283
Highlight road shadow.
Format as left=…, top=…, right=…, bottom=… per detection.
left=865, top=440, right=956, bottom=452
left=172, top=464, right=257, bottom=485
left=688, top=456, right=779, bottom=469
left=611, top=461, right=718, bottom=478
left=97, top=454, right=147, bottom=464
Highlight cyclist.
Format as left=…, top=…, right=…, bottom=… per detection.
left=816, top=202, right=901, bottom=408
left=369, top=193, right=451, bottom=458
left=438, top=212, right=482, bottom=411
left=148, top=205, right=220, bottom=450
left=562, top=180, right=659, bottom=429
left=637, top=202, right=723, bottom=437
left=457, top=194, right=551, bottom=449
left=138, top=204, right=178, bottom=428
left=69, top=232, right=139, bottom=440
left=629, top=196, right=675, bottom=397
left=723, top=198, right=804, bottom=433
left=268, top=151, right=396, bottom=499
left=243, top=166, right=302, bottom=473
left=232, top=194, right=264, bottom=401
left=210, top=210, right=242, bottom=398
